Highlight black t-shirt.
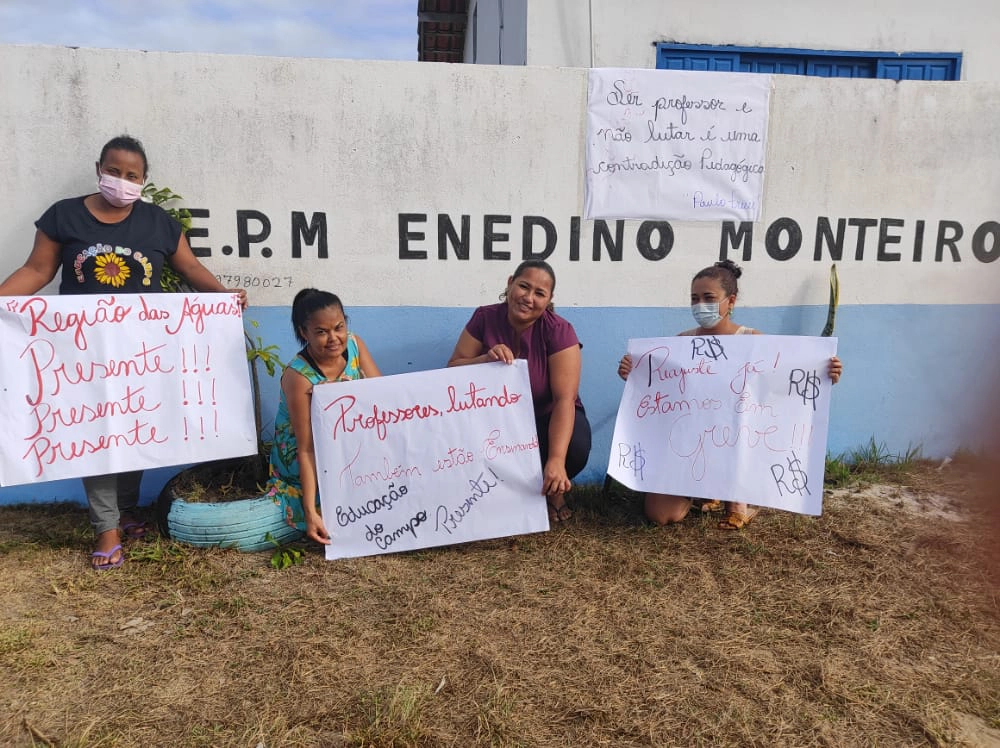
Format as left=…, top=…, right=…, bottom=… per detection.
left=35, top=196, right=182, bottom=294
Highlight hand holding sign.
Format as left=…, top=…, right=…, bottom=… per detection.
left=311, top=361, right=548, bottom=560
left=0, top=293, right=255, bottom=486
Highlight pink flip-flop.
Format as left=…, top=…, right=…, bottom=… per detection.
left=91, top=544, right=124, bottom=571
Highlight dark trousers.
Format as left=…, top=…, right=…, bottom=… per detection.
left=535, top=404, right=591, bottom=480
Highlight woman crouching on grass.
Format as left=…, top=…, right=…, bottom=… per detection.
left=447, top=259, right=592, bottom=524
left=618, top=259, right=843, bottom=530
left=266, top=289, right=382, bottom=544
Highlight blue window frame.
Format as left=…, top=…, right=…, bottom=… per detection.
left=656, top=43, right=962, bottom=81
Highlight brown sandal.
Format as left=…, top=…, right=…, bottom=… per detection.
left=697, top=499, right=724, bottom=513
left=547, top=500, right=573, bottom=523
left=719, top=506, right=760, bottom=530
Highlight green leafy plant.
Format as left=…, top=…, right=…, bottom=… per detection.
left=821, top=263, right=839, bottom=337
left=245, top=320, right=283, bottom=482
left=142, top=182, right=195, bottom=293
left=149, top=182, right=284, bottom=497
left=266, top=531, right=303, bottom=570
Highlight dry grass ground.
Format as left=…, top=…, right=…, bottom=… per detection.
left=1, top=462, right=997, bottom=747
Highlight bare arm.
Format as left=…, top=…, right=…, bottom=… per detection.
left=0, top=229, right=62, bottom=295
left=542, top=345, right=582, bottom=497
left=355, top=335, right=382, bottom=378
left=447, top=329, right=515, bottom=366
left=281, top=367, right=330, bottom=544
left=168, top=234, right=248, bottom=308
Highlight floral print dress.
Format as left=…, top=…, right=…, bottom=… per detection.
left=266, top=333, right=362, bottom=530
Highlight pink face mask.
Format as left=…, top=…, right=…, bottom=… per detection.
left=98, top=173, right=144, bottom=208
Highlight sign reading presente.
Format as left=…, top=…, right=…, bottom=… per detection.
left=608, top=335, right=837, bottom=515
left=585, top=68, right=771, bottom=222
left=0, top=293, right=256, bottom=486
left=311, top=361, right=548, bottom=560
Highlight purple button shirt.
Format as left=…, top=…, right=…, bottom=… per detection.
left=464, top=302, right=583, bottom=414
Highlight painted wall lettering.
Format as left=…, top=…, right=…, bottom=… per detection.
left=186, top=209, right=331, bottom=261
left=397, top=213, right=1000, bottom=263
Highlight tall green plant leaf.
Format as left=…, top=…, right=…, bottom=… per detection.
left=821, top=264, right=839, bottom=337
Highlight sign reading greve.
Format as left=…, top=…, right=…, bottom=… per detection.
left=0, top=293, right=256, bottom=486
left=608, top=335, right=837, bottom=515
left=586, top=68, right=771, bottom=222
left=310, top=360, right=548, bottom=560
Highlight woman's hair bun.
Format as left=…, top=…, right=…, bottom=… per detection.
left=714, top=259, right=742, bottom=279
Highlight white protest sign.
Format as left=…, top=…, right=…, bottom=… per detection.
left=0, top=293, right=256, bottom=485
left=608, top=335, right=837, bottom=515
left=585, top=68, right=771, bottom=222
left=311, top=360, right=547, bottom=560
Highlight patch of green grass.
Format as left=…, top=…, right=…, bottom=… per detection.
left=127, top=538, right=190, bottom=563
left=475, top=677, right=521, bottom=747
left=211, top=596, right=248, bottom=617
left=824, top=453, right=853, bottom=488
left=825, top=438, right=922, bottom=488
left=350, top=683, right=432, bottom=746
left=0, top=625, right=33, bottom=655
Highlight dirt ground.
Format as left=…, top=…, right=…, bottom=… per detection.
left=1, top=462, right=997, bottom=747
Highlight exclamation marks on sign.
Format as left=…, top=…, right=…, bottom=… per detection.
left=211, top=378, right=219, bottom=437
left=181, top=346, right=212, bottom=373
left=180, top=360, right=220, bottom=438
left=181, top=416, right=209, bottom=440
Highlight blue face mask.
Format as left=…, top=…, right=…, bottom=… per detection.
left=692, top=302, right=723, bottom=329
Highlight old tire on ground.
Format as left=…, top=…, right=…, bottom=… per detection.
left=157, top=479, right=303, bottom=552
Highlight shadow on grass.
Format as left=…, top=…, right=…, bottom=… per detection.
left=0, top=502, right=92, bottom=552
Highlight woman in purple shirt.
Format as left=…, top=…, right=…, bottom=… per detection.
left=448, top=260, right=591, bottom=523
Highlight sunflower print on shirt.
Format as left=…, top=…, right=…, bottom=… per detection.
left=74, top=243, right=154, bottom=288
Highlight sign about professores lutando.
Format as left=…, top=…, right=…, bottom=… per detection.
left=311, top=360, right=548, bottom=560
left=585, top=67, right=771, bottom=222
left=0, top=293, right=256, bottom=486
left=608, top=335, right=837, bottom=515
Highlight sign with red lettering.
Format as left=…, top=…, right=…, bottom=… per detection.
left=609, top=335, right=837, bottom=515
left=0, top=293, right=256, bottom=485
left=310, top=360, right=547, bottom=559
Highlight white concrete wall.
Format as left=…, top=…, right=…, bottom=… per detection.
left=2, top=44, right=996, bottom=310
left=526, top=0, right=996, bottom=80
left=466, top=0, right=527, bottom=65
left=1, top=44, right=999, bottom=505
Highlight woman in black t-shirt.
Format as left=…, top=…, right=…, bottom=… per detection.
left=0, top=135, right=246, bottom=570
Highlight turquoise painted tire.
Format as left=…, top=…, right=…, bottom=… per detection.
left=158, top=480, right=303, bottom=553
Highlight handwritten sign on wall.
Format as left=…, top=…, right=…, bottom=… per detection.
left=0, top=293, right=256, bottom=486
left=585, top=68, right=771, bottom=222
left=311, top=361, right=547, bottom=560
left=608, top=335, right=837, bottom=515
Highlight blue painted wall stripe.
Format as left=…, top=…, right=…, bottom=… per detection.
left=2, top=304, right=992, bottom=506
